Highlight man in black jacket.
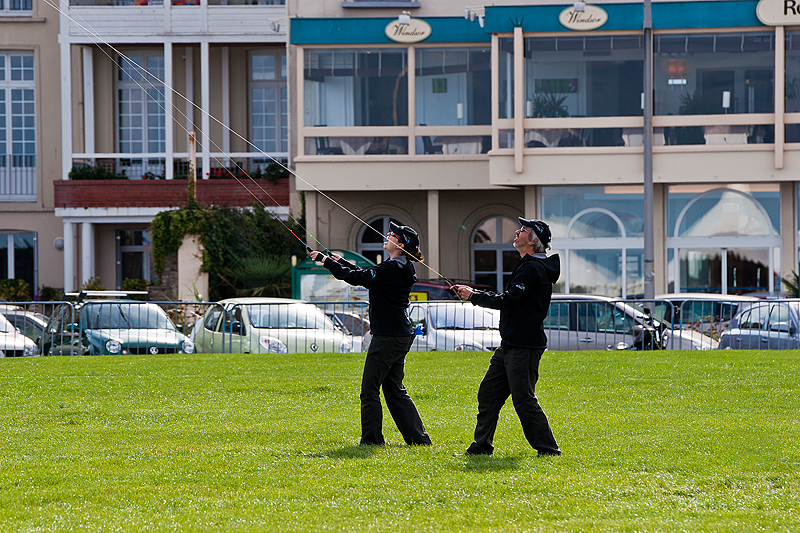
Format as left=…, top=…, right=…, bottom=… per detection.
left=453, top=217, right=561, bottom=456
left=310, top=222, right=431, bottom=446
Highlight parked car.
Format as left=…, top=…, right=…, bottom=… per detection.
left=650, top=293, right=758, bottom=340
left=325, top=310, right=370, bottom=352
left=0, top=304, right=49, bottom=344
left=0, top=312, right=39, bottom=357
left=40, top=295, right=194, bottom=356
left=545, top=295, right=718, bottom=350
left=408, top=301, right=501, bottom=352
left=192, top=297, right=353, bottom=354
left=718, top=300, right=800, bottom=349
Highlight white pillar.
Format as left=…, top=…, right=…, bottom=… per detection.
left=81, top=222, right=94, bottom=285
left=201, top=41, right=211, bottom=179
left=82, top=47, right=95, bottom=158
left=60, top=14, right=72, bottom=179
left=63, top=221, right=75, bottom=292
left=185, top=46, right=194, bottom=148
left=165, top=41, right=174, bottom=179
left=222, top=46, right=230, bottom=167
left=427, top=190, right=439, bottom=272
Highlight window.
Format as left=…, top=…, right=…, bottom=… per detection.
left=654, top=32, right=774, bottom=116
left=115, top=229, right=151, bottom=289
left=667, top=184, right=781, bottom=295
left=251, top=50, right=288, bottom=157
left=358, top=216, right=404, bottom=264
left=0, top=52, right=36, bottom=201
left=0, top=0, right=32, bottom=14
left=304, top=49, right=408, bottom=127
left=540, top=186, right=643, bottom=297
left=0, top=231, right=36, bottom=292
left=416, top=48, right=490, bottom=126
left=524, top=35, right=644, bottom=119
left=116, top=52, right=165, bottom=177
left=471, top=216, right=518, bottom=292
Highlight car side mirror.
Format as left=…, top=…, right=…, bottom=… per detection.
left=66, top=322, right=80, bottom=333
left=791, top=324, right=797, bottom=335
left=230, top=321, right=244, bottom=335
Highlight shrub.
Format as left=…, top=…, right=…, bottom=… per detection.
left=0, top=279, right=32, bottom=302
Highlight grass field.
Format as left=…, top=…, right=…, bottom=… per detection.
left=0, top=349, right=798, bottom=532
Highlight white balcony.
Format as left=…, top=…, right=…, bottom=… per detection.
left=66, top=3, right=287, bottom=41
left=0, top=156, right=37, bottom=202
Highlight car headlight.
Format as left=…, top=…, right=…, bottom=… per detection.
left=105, top=340, right=122, bottom=354
left=339, top=338, right=353, bottom=353
left=23, top=345, right=38, bottom=357
left=181, top=340, right=195, bottom=354
left=260, top=336, right=288, bottom=353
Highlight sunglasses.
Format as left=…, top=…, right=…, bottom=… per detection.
left=519, top=225, right=531, bottom=233
left=387, top=232, right=400, bottom=240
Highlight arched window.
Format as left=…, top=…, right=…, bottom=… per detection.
left=471, top=216, right=517, bottom=292
left=667, top=185, right=781, bottom=295
left=358, top=216, right=404, bottom=264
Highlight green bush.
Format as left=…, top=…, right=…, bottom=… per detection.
left=68, top=165, right=127, bottom=180
left=36, top=285, right=61, bottom=301
left=0, top=279, right=32, bottom=301
left=121, top=278, right=150, bottom=291
left=150, top=203, right=306, bottom=301
left=80, top=277, right=106, bottom=291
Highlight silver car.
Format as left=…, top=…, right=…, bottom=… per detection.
left=408, top=301, right=501, bottom=352
left=719, top=300, right=800, bottom=349
left=545, top=295, right=718, bottom=350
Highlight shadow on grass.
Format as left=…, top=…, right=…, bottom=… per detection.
left=454, top=455, right=523, bottom=473
left=306, top=444, right=383, bottom=460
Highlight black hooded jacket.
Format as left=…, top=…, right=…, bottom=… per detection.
left=469, top=253, right=561, bottom=349
left=322, top=255, right=416, bottom=336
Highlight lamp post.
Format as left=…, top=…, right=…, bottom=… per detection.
left=643, top=0, right=655, bottom=299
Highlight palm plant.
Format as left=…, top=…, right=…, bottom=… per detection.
left=219, top=254, right=293, bottom=297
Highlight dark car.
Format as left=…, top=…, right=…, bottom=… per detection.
left=39, top=291, right=194, bottom=356
left=718, top=300, right=800, bottom=350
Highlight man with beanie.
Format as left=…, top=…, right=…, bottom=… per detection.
left=453, top=217, right=561, bottom=457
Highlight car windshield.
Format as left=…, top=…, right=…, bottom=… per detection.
left=245, top=303, right=337, bottom=330
left=429, top=305, right=499, bottom=330
left=84, top=303, right=176, bottom=330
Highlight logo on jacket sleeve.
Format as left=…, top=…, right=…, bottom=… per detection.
left=515, top=284, right=525, bottom=291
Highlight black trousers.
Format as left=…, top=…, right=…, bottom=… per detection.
left=467, top=346, right=559, bottom=455
left=360, top=335, right=431, bottom=446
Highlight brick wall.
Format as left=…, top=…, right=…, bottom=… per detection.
left=54, top=179, right=289, bottom=208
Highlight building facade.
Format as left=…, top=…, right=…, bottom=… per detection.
left=0, top=0, right=63, bottom=296
left=288, top=0, right=800, bottom=297
left=56, top=0, right=290, bottom=293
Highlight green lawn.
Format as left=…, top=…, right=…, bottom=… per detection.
left=0, top=349, right=797, bottom=532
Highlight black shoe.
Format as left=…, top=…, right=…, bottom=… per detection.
left=454, top=450, right=491, bottom=457
left=537, top=449, right=562, bottom=457
left=359, top=441, right=385, bottom=447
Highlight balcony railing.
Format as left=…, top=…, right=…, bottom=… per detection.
left=69, top=0, right=283, bottom=5
left=0, top=155, right=36, bottom=202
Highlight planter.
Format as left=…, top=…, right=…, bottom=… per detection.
left=54, top=178, right=289, bottom=208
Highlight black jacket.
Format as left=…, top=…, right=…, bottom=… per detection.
left=469, top=253, right=560, bottom=349
left=322, top=255, right=416, bottom=336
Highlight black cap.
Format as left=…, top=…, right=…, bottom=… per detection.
left=389, top=221, right=420, bottom=252
left=519, top=217, right=552, bottom=245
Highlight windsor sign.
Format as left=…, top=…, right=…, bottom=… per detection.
left=385, top=18, right=432, bottom=43
left=757, top=0, right=800, bottom=24
left=559, top=5, right=608, bottom=31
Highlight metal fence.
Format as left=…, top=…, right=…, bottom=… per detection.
left=3, top=297, right=799, bottom=356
